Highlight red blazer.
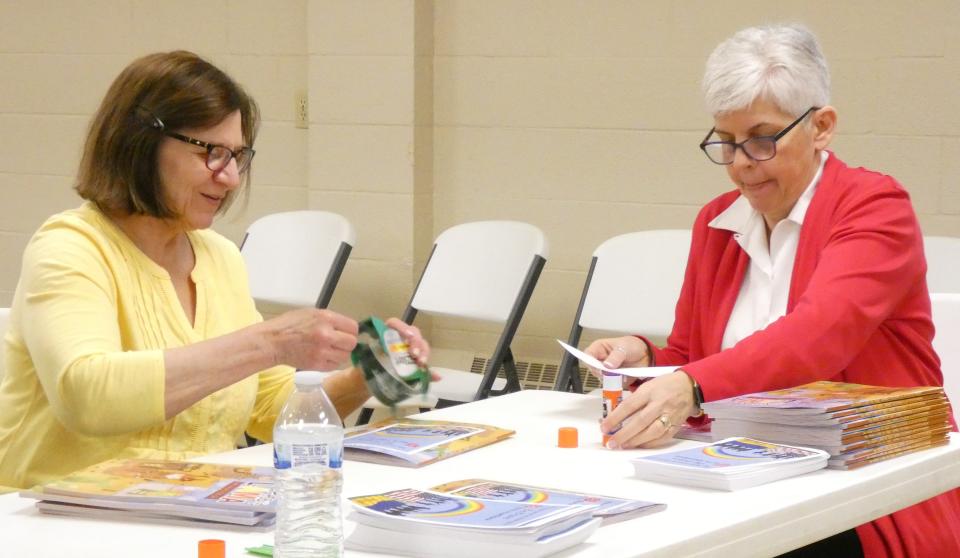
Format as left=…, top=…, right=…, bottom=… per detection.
left=650, top=153, right=960, bottom=557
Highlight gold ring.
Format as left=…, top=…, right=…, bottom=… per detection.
left=658, top=414, right=671, bottom=429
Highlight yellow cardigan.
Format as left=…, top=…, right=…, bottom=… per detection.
left=0, top=203, right=293, bottom=489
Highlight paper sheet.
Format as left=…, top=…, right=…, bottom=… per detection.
left=556, top=340, right=677, bottom=379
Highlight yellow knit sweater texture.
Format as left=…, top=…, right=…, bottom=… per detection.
left=0, top=203, right=293, bottom=489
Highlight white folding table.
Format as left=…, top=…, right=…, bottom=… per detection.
left=5, top=390, right=960, bottom=557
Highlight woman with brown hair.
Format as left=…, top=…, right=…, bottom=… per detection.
left=0, top=51, right=429, bottom=489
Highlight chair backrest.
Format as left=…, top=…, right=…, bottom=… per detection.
left=924, top=236, right=960, bottom=294
left=0, top=307, right=9, bottom=383
left=580, top=229, right=691, bottom=336
left=409, top=221, right=549, bottom=322
left=555, top=229, right=691, bottom=392
left=405, top=221, right=549, bottom=400
left=931, top=293, right=960, bottom=413
left=240, top=211, right=355, bottom=309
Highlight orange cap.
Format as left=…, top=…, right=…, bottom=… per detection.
left=558, top=426, right=578, bottom=448
left=198, top=539, right=225, bottom=558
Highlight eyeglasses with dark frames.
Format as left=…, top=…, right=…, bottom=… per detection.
left=140, top=108, right=255, bottom=173
left=163, top=131, right=256, bottom=174
left=699, top=106, right=819, bottom=165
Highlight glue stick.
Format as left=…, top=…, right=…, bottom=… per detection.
left=602, top=371, right=623, bottom=446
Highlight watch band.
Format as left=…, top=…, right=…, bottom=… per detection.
left=690, top=376, right=705, bottom=418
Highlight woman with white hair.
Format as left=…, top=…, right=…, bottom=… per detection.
left=588, top=24, right=960, bottom=557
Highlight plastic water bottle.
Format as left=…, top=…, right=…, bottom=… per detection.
left=273, top=371, right=344, bottom=558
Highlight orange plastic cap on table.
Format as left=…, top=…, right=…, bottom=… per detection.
left=558, top=426, right=579, bottom=448
left=198, top=539, right=225, bottom=558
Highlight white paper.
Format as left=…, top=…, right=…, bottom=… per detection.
left=556, top=340, right=677, bottom=379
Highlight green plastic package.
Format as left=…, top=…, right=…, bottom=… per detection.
left=351, top=316, right=430, bottom=407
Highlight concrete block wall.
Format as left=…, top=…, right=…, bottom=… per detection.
left=2, top=0, right=958, bottom=365
left=0, top=0, right=309, bottom=307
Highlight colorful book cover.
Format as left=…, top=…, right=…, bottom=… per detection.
left=703, top=381, right=944, bottom=417
left=635, top=437, right=826, bottom=470
left=343, top=418, right=514, bottom=467
left=429, top=479, right=665, bottom=522
left=348, top=488, right=591, bottom=531
left=30, top=459, right=276, bottom=512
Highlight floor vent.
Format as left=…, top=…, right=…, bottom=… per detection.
left=468, top=357, right=601, bottom=392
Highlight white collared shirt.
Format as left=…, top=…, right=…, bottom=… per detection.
left=710, top=151, right=829, bottom=350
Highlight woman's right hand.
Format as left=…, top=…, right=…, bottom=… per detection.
left=583, top=335, right=651, bottom=378
left=265, top=308, right=359, bottom=371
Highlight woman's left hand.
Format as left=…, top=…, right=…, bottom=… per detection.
left=600, top=370, right=698, bottom=449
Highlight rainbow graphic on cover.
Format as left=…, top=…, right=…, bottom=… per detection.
left=640, top=437, right=823, bottom=469
left=348, top=488, right=588, bottom=529
left=429, top=479, right=666, bottom=522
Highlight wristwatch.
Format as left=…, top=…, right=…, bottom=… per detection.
left=690, top=376, right=705, bottom=417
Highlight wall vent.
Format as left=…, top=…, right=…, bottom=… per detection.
left=468, top=357, right=601, bottom=392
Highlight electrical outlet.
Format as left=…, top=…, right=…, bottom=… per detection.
left=295, top=90, right=308, bottom=129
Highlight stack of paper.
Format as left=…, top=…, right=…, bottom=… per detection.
left=632, top=437, right=829, bottom=490
left=346, top=487, right=606, bottom=558
left=703, top=381, right=951, bottom=469
left=22, top=459, right=276, bottom=528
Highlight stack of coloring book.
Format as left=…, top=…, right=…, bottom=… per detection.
left=702, top=381, right=951, bottom=469
left=21, top=458, right=276, bottom=528
left=631, top=437, right=829, bottom=490
left=345, top=480, right=666, bottom=558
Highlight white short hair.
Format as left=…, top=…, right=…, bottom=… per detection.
left=703, top=24, right=830, bottom=117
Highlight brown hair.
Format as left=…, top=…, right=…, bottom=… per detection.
left=75, top=51, right=259, bottom=218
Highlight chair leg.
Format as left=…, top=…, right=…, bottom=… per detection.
left=489, top=349, right=522, bottom=398
left=555, top=351, right=583, bottom=393
left=502, top=349, right=522, bottom=392
left=355, top=407, right=375, bottom=426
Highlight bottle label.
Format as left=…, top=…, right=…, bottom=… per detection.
left=273, top=442, right=343, bottom=470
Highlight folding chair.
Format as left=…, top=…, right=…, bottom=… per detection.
left=554, top=229, right=691, bottom=393
left=240, top=211, right=355, bottom=309
left=355, top=220, right=548, bottom=425
left=924, top=236, right=960, bottom=294
left=931, top=293, right=960, bottom=415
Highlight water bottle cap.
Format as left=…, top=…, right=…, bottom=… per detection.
left=293, top=371, right=325, bottom=386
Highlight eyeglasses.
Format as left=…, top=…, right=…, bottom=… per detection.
left=140, top=108, right=255, bottom=173
left=163, top=131, right=256, bottom=174
left=699, top=107, right=819, bottom=165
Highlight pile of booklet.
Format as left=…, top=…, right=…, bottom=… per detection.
left=631, top=437, right=829, bottom=490
left=703, top=381, right=951, bottom=469
left=345, top=480, right=666, bottom=557
left=21, top=459, right=276, bottom=528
